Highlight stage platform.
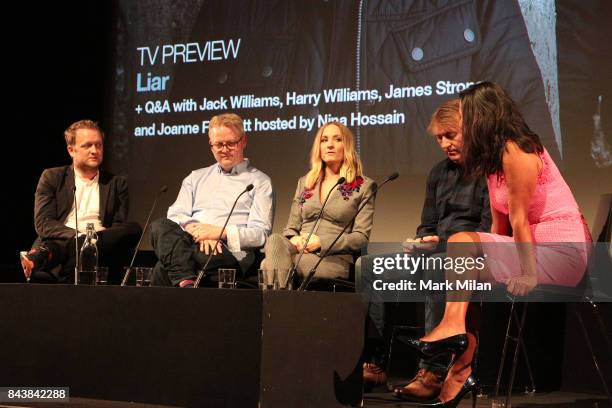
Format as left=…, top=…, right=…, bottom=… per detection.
left=2, top=283, right=611, bottom=407
left=1, top=284, right=364, bottom=407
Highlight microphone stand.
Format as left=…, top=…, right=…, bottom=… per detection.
left=298, top=173, right=399, bottom=291
left=121, top=186, right=168, bottom=286
left=284, top=177, right=345, bottom=289
left=193, top=184, right=254, bottom=288
left=73, top=185, right=79, bottom=286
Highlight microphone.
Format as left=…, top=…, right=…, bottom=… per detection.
left=121, top=185, right=168, bottom=286
left=298, top=172, right=399, bottom=290
left=385, top=172, right=400, bottom=182
left=73, top=185, right=79, bottom=286
left=284, top=176, right=346, bottom=288
left=193, top=183, right=254, bottom=288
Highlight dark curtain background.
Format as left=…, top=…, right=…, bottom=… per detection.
left=2, top=1, right=114, bottom=282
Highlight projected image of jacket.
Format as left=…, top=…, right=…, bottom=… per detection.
left=134, top=0, right=558, bottom=175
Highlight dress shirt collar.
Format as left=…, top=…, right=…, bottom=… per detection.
left=216, top=159, right=250, bottom=176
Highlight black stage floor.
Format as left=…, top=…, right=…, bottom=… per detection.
left=2, top=392, right=610, bottom=407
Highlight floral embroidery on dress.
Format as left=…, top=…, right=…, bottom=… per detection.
left=338, top=176, right=364, bottom=200
left=298, top=187, right=314, bottom=207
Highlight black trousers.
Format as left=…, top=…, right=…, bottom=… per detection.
left=149, top=218, right=240, bottom=287
left=31, top=222, right=142, bottom=284
left=361, top=252, right=449, bottom=372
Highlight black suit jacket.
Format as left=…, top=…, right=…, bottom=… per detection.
left=33, top=165, right=129, bottom=243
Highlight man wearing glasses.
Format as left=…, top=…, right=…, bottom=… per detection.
left=150, top=113, right=274, bottom=287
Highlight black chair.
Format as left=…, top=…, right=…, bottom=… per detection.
left=304, top=266, right=356, bottom=292
left=300, top=251, right=363, bottom=292
left=493, top=193, right=612, bottom=407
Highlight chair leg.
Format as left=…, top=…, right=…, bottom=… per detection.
left=494, top=300, right=515, bottom=400
left=505, top=302, right=528, bottom=408
left=513, top=309, right=536, bottom=394
left=575, top=303, right=612, bottom=405
left=386, top=326, right=399, bottom=377
left=472, top=303, right=483, bottom=397
left=589, top=298, right=612, bottom=355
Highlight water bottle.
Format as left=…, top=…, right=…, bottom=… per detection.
left=78, top=223, right=98, bottom=285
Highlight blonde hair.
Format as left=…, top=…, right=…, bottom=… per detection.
left=427, top=99, right=460, bottom=134
left=209, top=113, right=245, bottom=138
left=64, top=120, right=104, bottom=146
left=305, top=122, right=364, bottom=189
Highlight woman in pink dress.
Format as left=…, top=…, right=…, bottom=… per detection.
left=406, top=82, right=591, bottom=407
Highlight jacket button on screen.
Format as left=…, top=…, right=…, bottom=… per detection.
left=464, top=28, right=475, bottom=43
left=411, top=47, right=424, bottom=61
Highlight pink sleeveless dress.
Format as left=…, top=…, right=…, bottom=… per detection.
left=476, top=148, right=591, bottom=287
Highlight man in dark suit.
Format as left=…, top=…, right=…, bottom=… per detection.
left=21, top=120, right=141, bottom=284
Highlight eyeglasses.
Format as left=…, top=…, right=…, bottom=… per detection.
left=209, top=136, right=243, bottom=151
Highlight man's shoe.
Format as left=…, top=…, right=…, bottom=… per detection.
left=19, top=246, right=51, bottom=281
left=393, top=368, right=444, bottom=401
left=363, top=362, right=387, bottom=386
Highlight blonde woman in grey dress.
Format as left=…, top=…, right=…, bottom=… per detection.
left=263, top=122, right=376, bottom=281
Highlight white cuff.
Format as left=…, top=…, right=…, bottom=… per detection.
left=174, top=216, right=196, bottom=230
left=225, top=225, right=241, bottom=252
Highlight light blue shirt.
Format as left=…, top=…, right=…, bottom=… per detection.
left=167, top=159, right=274, bottom=259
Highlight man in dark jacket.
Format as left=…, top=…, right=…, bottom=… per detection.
left=361, top=99, right=491, bottom=400
left=21, top=120, right=141, bottom=284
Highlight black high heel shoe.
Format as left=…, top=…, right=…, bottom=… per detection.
left=406, top=334, right=468, bottom=358
left=422, top=375, right=478, bottom=408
